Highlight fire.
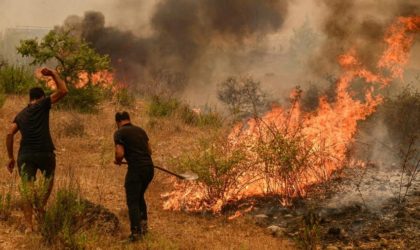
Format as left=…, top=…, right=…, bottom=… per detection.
left=162, top=16, right=420, bottom=213
left=378, top=16, right=420, bottom=79
left=36, top=69, right=124, bottom=91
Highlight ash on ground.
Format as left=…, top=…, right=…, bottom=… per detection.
left=229, top=162, right=420, bottom=249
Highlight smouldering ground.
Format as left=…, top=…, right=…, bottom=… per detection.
left=0, top=96, right=294, bottom=249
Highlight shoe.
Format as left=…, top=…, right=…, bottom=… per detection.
left=127, top=233, right=142, bottom=243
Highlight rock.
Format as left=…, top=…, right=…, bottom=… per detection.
left=284, top=213, right=293, bottom=218
left=267, top=225, right=280, bottom=231
left=267, top=225, right=286, bottom=237
left=326, top=245, right=339, bottom=250
left=255, top=214, right=269, bottom=219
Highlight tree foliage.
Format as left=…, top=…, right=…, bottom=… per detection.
left=17, top=30, right=110, bottom=86
left=17, top=29, right=111, bottom=112
left=217, top=76, right=268, bottom=119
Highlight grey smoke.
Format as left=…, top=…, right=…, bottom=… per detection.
left=62, top=0, right=291, bottom=89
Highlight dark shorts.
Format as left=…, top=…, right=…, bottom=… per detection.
left=17, top=152, right=56, bottom=181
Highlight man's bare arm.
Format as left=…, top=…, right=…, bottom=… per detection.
left=6, top=123, right=19, bottom=173
left=114, top=144, right=125, bottom=165
left=41, top=68, right=68, bottom=104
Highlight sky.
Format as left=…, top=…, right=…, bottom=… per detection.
left=0, top=0, right=165, bottom=34
left=0, top=0, right=322, bottom=37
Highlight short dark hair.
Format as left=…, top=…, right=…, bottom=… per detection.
left=115, top=111, right=130, bottom=122
left=29, top=87, right=45, bottom=101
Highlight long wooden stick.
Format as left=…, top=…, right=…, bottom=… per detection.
left=119, top=162, right=186, bottom=180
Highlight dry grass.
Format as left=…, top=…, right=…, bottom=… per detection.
left=0, top=96, right=294, bottom=249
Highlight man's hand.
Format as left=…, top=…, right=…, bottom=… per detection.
left=6, top=158, right=15, bottom=173
left=114, top=159, right=122, bottom=166
left=44, top=67, right=68, bottom=104
left=40, top=68, right=55, bottom=77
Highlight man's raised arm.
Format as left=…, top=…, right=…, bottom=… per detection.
left=41, top=68, right=68, bottom=104
left=5, top=123, right=19, bottom=173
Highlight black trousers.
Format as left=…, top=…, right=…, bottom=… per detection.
left=124, top=165, right=154, bottom=234
left=17, top=152, right=56, bottom=181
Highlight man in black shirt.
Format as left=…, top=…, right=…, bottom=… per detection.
left=5, top=68, right=68, bottom=230
left=114, top=111, right=154, bottom=242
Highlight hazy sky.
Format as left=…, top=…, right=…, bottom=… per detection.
left=0, top=0, right=161, bottom=32
left=0, top=0, right=322, bottom=36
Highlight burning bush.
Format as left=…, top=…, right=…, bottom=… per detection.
left=163, top=16, right=420, bottom=214
left=254, top=124, right=317, bottom=199
left=163, top=135, right=255, bottom=213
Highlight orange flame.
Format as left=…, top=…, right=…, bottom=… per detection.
left=163, top=16, right=420, bottom=213
left=36, top=69, right=126, bottom=92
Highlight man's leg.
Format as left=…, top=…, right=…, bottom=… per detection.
left=139, top=166, right=154, bottom=233
left=17, top=154, right=37, bottom=231
left=37, top=153, right=56, bottom=217
left=125, top=178, right=142, bottom=236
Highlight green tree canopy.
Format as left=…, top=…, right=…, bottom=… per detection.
left=17, top=29, right=110, bottom=86
left=16, top=29, right=112, bottom=113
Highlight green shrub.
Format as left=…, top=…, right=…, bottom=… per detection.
left=0, top=192, right=12, bottom=220
left=115, top=87, right=135, bottom=107
left=147, top=95, right=223, bottom=128
left=148, top=95, right=180, bottom=117
left=0, top=87, right=5, bottom=108
left=57, top=84, right=105, bottom=113
left=19, top=168, right=52, bottom=218
left=0, top=65, right=37, bottom=94
left=178, top=105, right=223, bottom=128
left=40, top=188, right=86, bottom=249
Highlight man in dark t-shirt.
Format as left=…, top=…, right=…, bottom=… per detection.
left=114, top=111, right=154, bottom=242
left=5, top=68, right=68, bottom=230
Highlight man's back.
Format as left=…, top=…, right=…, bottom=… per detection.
left=14, top=96, right=54, bottom=154
left=114, top=123, right=153, bottom=167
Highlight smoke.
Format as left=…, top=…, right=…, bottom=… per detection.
left=60, top=0, right=290, bottom=92
left=311, top=0, right=420, bottom=77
